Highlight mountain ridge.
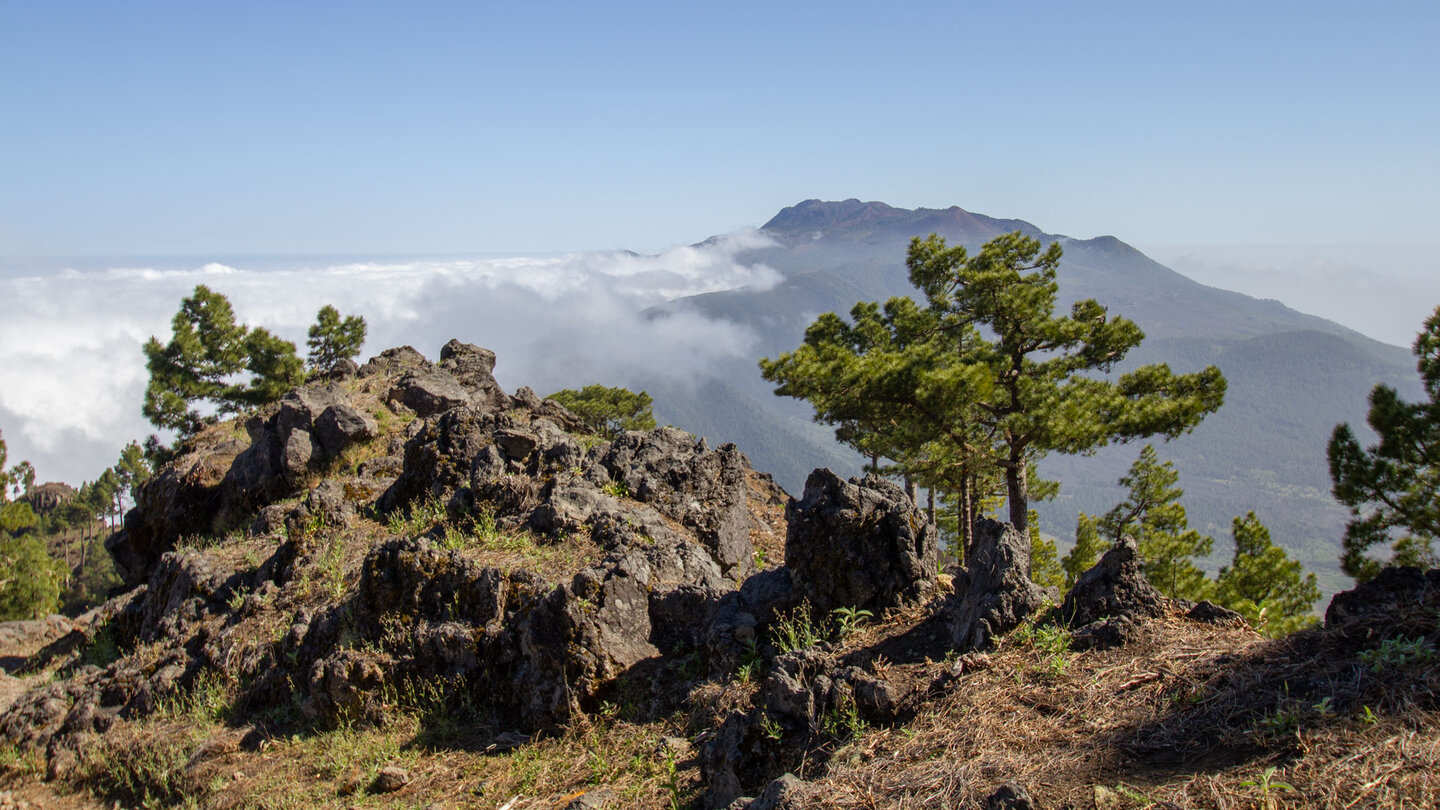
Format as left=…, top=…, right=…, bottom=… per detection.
left=638, top=199, right=1419, bottom=596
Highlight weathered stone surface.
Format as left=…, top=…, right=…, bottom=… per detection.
left=1326, top=565, right=1440, bottom=627
left=371, top=765, right=411, bottom=794
left=1059, top=536, right=1166, bottom=629
left=387, top=369, right=473, bottom=418
left=784, top=469, right=937, bottom=614
left=748, top=773, right=805, bottom=810
left=984, top=782, right=1036, bottom=810
left=1186, top=600, right=1244, bottom=625
left=313, top=402, right=377, bottom=457
left=19, top=482, right=75, bottom=515
left=600, top=428, right=758, bottom=580
left=438, top=339, right=510, bottom=411
left=1070, top=615, right=1144, bottom=652
left=948, top=519, right=1048, bottom=651
left=106, top=436, right=245, bottom=587
left=358, top=345, right=431, bottom=378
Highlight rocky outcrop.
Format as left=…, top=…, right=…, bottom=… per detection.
left=19, top=482, right=75, bottom=515
left=289, top=529, right=734, bottom=730
left=1325, top=566, right=1440, bottom=628
left=1060, top=536, right=1166, bottom=629
left=947, top=519, right=1047, bottom=651
left=105, top=434, right=248, bottom=587
left=599, top=428, right=760, bottom=580
left=784, top=470, right=937, bottom=614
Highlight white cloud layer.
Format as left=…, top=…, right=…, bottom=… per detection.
left=0, top=231, right=780, bottom=484
left=1140, top=243, right=1440, bottom=349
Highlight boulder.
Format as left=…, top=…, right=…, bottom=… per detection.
left=948, top=519, right=1048, bottom=651
left=1325, top=565, right=1440, bottom=628
left=1059, top=536, right=1166, bottom=629
left=313, top=402, right=377, bottom=457
left=784, top=470, right=938, bottom=614
left=386, top=369, right=473, bottom=418
left=984, top=782, right=1036, bottom=810
left=106, top=438, right=245, bottom=587
left=438, top=339, right=510, bottom=411
left=600, top=428, right=760, bottom=580
left=357, top=345, right=431, bottom=378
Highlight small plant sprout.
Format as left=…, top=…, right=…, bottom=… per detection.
left=1361, top=705, right=1378, bottom=726
left=831, top=605, right=873, bottom=639
left=759, top=713, right=783, bottom=741
left=1240, top=765, right=1295, bottom=806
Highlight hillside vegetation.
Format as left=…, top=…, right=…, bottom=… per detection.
left=0, top=340, right=1436, bottom=809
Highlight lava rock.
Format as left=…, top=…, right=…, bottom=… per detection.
left=948, top=518, right=1048, bottom=651
left=784, top=469, right=937, bottom=613
left=1059, top=536, right=1166, bottom=629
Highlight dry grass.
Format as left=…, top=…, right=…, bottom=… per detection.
left=792, top=602, right=1440, bottom=810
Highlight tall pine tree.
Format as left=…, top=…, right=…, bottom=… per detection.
left=1100, top=445, right=1215, bottom=601
left=762, top=232, right=1226, bottom=545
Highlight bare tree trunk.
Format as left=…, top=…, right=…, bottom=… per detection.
left=904, top=475, right=917, bottom=505
left=926, top=488, right=935, bottom=525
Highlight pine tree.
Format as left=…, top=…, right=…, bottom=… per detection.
left=1215, top=512, right=1320, bottom=636
left=546, top=385, right=657, bottom=439
left=1062, top=512, right=1105, bottom=588
left=762, top=231, right=1226, bottom=543
left=306, top=305, right=367, bottom=372
left=1100, top=445, right=1215, bottom=601
left=143, top=285, right=305, bottom=436
left=1328, top=304, right=1440, bottom=580
left=1029, top=510, right=1065, bottom=590
left=0, top=532, right=65, bottom=620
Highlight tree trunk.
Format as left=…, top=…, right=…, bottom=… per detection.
left=904, top=475, right=917, bottom=505
left=926, top=488, right=935, bottom=525
left=959, top=467, right=975, bottom=564
left=1007, top=452, right=1028, bottom=536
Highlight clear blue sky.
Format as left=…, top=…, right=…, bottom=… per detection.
left=2, top=1, right=1437, bottom=256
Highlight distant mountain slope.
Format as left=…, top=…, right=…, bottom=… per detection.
left=642, top=199, right=1419, bottom=596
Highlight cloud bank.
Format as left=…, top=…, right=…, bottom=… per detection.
left=0, top=230, right=780, bottom=484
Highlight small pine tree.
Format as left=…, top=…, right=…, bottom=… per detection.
left=1215, top=512, right=1320, bottom=637
left=306, top=305, right=367, bottom=372
left=1328, top=304, right=1440, bottom=580
left=1029, top=510, right=1065, bottom=591
left=546, top=385, right=657, bottom=439
left=0, top=533, right=65, bottom=620
left=143, top=286, right=305, bottom=437
left=1062, top=512, right=1105, bottom=588
left=1100, top=445, right=1215, bottom=601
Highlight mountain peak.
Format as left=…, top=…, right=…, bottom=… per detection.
left=760, top=198, right=1043, bottom=246
left=761, top=199, right=907, bottom=233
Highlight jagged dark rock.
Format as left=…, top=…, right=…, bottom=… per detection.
left=1059, top=536, right=1166, bottom=629
left=438, top=338, right=510, bottom=411
left=1186, top=600, right=1244, bottom=625
left=947, top=518, right=1048, bottom=651
left=784, top=469, right=937, bottom=614
left=1325, top=565, right=1440, bottom=628
left=984, top=782, right=1037, bottom=810
left=600, top=428, right=760, bottom=580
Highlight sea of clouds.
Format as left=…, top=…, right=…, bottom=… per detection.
left=0, top=230, right=782, bottom=484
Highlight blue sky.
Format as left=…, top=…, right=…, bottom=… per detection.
left=3, top=1, right=1437, bottom=256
